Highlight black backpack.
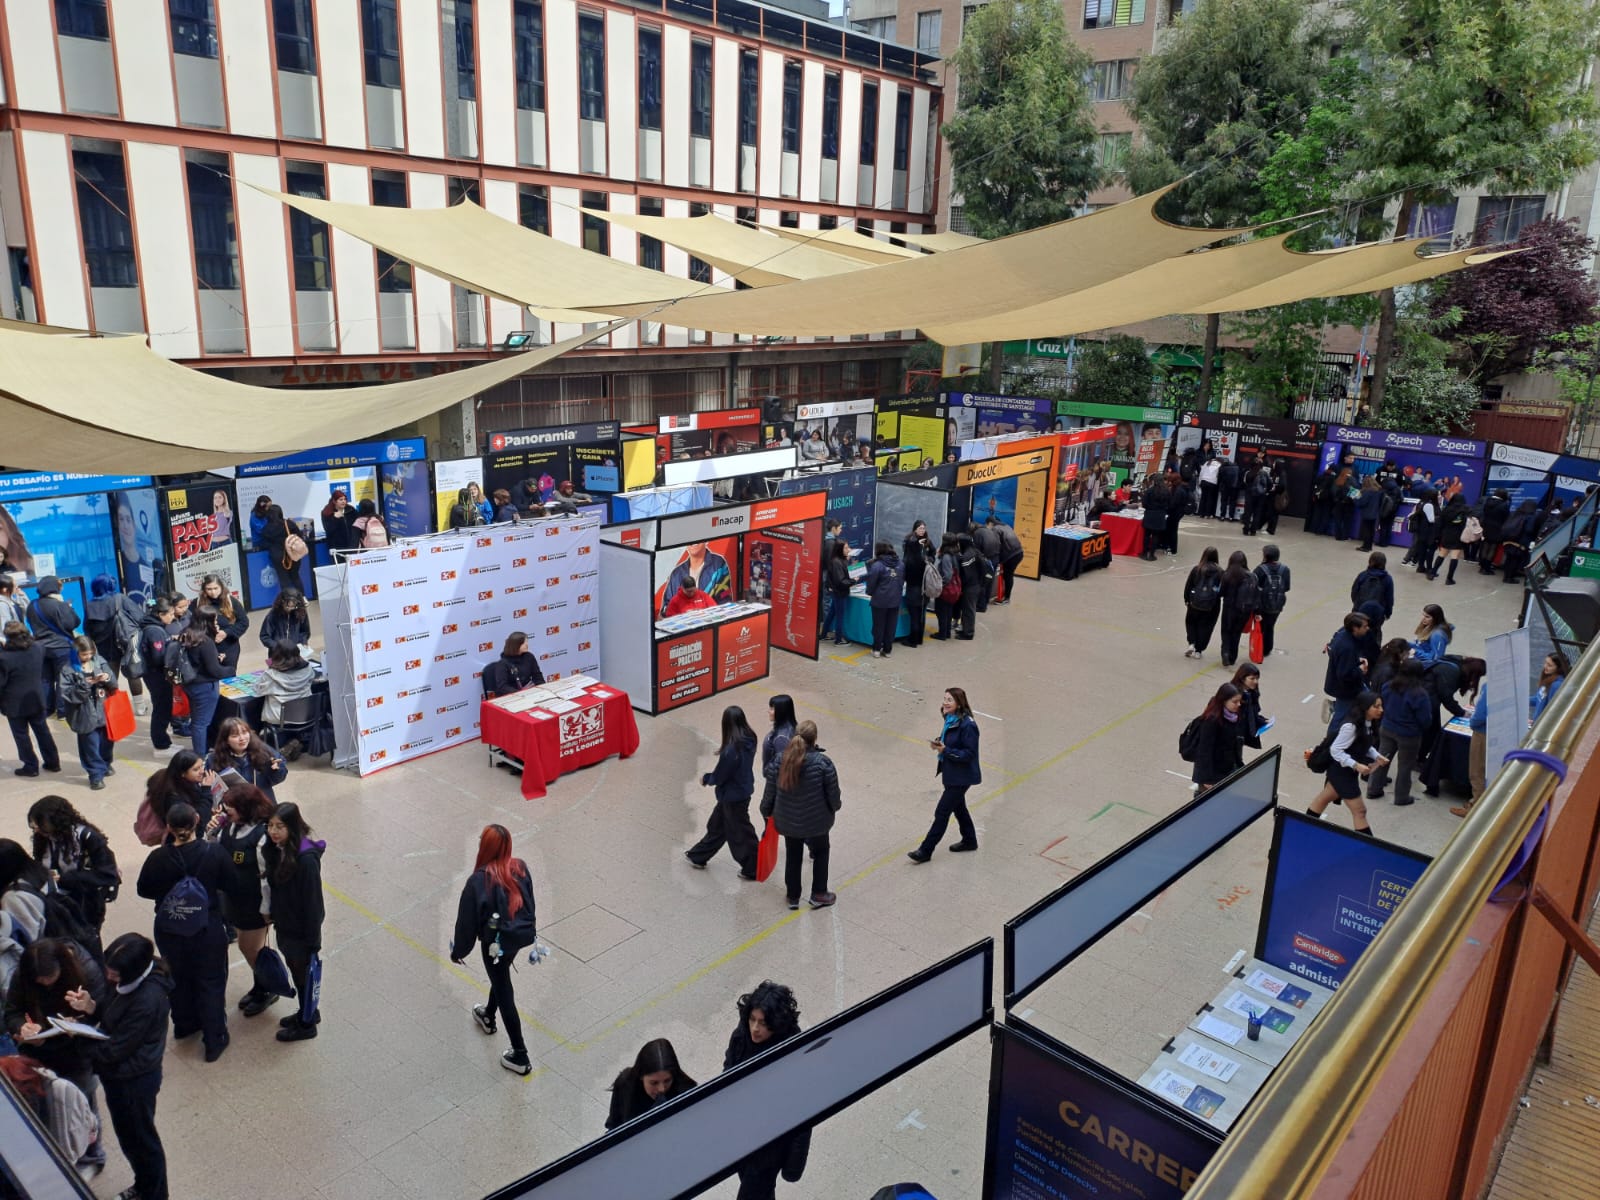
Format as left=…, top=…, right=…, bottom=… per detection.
left=1178, top=716, right=1204, bottom=763
left=1256, top=565, right=1287, bottom=615
left=1189, top=567, right=1221, bottom=612
left=1305, top=732, right=1334, bottom=773
left=164, top=640, right=199, bottom=686
left=1353, top=573, right=1387, bottom=610
left=19, top=884, right=102, bottom=960
left=1232, top=572, right=1259, bottom=614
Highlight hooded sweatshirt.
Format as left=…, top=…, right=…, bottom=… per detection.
left=257, top=662, right=316, bottom=725
left=260, top=837, right=326, bottom=949
left=26, top=578, right=79, bottom=653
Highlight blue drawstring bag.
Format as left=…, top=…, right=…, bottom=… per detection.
left=298, top=953, right=323, bottom=1024
left=253, top=947, right=297, bottom=999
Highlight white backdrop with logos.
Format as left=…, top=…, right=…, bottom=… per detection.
left=321, top=517, right=602, bottom=775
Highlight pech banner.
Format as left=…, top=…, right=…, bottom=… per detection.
left=343, top=517, right=602, bottom=774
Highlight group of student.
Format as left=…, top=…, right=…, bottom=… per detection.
left=446, top=479, right=592, bottom=530
left=1180, top=543, right=1292, bottom=667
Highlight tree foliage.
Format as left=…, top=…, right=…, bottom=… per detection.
left=1375, top=298, right=1481, bottom=433
left=943, top=0, right=1099, bottom=238
left=1433, top=217, right=1599, bottom=382
left=1531, top=320, right=1600, bottom=444
left=1075, top=335, right=1154, bottom=408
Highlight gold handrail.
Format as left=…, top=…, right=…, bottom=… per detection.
left=1186, top=637, right=1600, bottom=1199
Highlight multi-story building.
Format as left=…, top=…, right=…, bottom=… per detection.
left=0, top=0, right=943, bottom=451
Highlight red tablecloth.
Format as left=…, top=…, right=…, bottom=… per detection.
left=479, top=685, right=641, bottom=799
left=1099, top=511, right=1147, bottom=557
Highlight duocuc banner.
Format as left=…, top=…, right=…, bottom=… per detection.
left=343, top=518, right=602, bottom=774
left=1255, top=810, right=1432, bottom=990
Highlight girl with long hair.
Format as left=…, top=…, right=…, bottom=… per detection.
left=320, top=489, right=358, bottom=556
left=1370, top=660, right=1432, bottom=807
left=759, top=721, right=841, bottom=911
left=259, top=505, right=302, bottom=598
left=143, top=749, right=219, bottom=835
left=1217, top=550, right=1257, bottom=669
left=687, top=705, right=760, bottom=876
left=1434, top=492, right=1471, bottom=583
left=1189, top=683, right=1247, bottom=791
left=175, top=608, right=235, bottom=757
left=1411, top=604, right=1454, bottom=665
left=0, top=837, right=50, bottom=946
left=762, top=694, right=798, bottom=776
left=259, top=589, right=311, bottom=652
left=195, top=574, right=248, bottom=646
left=1182, top=546, right=1223, bottom=660
left=262, top=803, right=326, bottom=1044
left=206, top=717, right=288, bottom=802
left=27, top=794, right=118, bottom=933
left=823, top=538, right=852, bottom=646
left=248, top=494, right=274, bottom=546
left=1, top=621, right=61, bottom=776
left=450, top=824, right=536, bottom=1074
left=1368, top=638, right=1412, bottom=696
left=1229, top=664, right=1267, bottom=749
left=1307, top=691, right=1388, bottom=835
left=931, top=532, right=961, bottom=641
left=1531, top=651, right=1571, bottom=721
left=908, top=687, right=981, bottom=862
left=207, top=785, right=278, bottom=1018
left=606, top=1039, right=698, bottom=1130
left=722, top=981, right=809, bottom=1197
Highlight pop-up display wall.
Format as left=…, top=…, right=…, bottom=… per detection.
left=481, top=420, right=626, bottom=504
left=958, top=436, right=1060, bottom=581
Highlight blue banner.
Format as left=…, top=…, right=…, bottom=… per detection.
left=1255, top=811, right=1431, bottom=990
left=778, top=466, right=875, bottom=551
left=1, top=493, right=118, bottom=598
left=0, top=472, right=151, bottom=504
left=379, top=460, right=432, bottom=538
left=236, top=438, right=427, bottom=478
left=1485, top=444, right=1600, bottom=509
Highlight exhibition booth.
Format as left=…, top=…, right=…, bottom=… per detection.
left=874, top=394, right=951, bottom=472
left=948, top=392, right=1060, bottom=440
left=1316, top=426, right=1488, bottom=547
left=1174, top=411, right=1324, bottom=520
left=785, top=398, right=879, bottom=466
left=481, top=420, right=627, bottom=506
left=1484, top=443, right=1600, bottom=510
left=1057, top=399, right=1180, bottom=486
left=1053, top=424, right=1121, bottom=524
left=0, top=470, right=165, bottom=611
left=599, top=490, right=827, bottom=714
left=777, top=462, right=877, bottom=551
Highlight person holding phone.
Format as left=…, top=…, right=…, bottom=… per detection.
left=206, top=718, right=288, bottom=803
left=58, top=635, right=119, bottom=790
left=907, top=687, right=980, bottom=863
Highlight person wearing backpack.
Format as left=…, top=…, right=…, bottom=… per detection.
left=0, top=839, right=50, bottom=950
left=352, top=498, right=389, bottom=548
left=26, top=576, right=80, bottom=719
left=1217, top=551, right=1258, bottom=669
left=1305, top=691, right=1388, bottom=835
left=864, top=542, right=904, bottom=659
left=27, top=796, right=118, bottom=938
left=450, top=823, right=536, bottom=1075
left=1434, top=493, right=1471, bottom=585
left=1182, top=546, right=1224, bottom=659
left=955, top=534, right=990, bottom=640
left=136, top=802, right=231, bottom=1062
left=1, top=621, right=61, bottom=777
left=931, top=534, right=961, bottom=641
left=1350, top=552, right=1395, bottom=622
left=262, top=803, right=326, bottom=1045
left=1370, top=660, right=1433, bottom=807
left=258, top=504, right=303, bottom=599
left=1186, top=683, right=1247, bottom=791
left=84, top=573, right=147, bottom=713
left=901, top=521, right=932, bottom=648
left=169, top=612, right=235, bottom=757
left=1404, top=489, right=1439, bottom=573
left=137, top=600, right=179, bottom=753
left=1251, top=544, right=1291, bottom=657
left=58, top=635, right=119, bottom=791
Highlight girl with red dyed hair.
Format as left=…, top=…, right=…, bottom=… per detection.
left=450, top=824, right=538, bottom=1075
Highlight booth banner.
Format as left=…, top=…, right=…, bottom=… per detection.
left=1486, top=443, right=1600, bottom=508
left=984, top=1023, right=1218, bottom=1200
left=380, top=461, right=431, bottom=539
left=486, top=421, right=620, bottom=453
left=236, top=437, right=426, bottom=478
left=162, top=485, right=245, bottom=605
left=1177, top=412, right=1323, bottom=519
left=1318, top=429, right=1487, bottom=545
left=237, top=469, right=377, bottom=549
left=0, top=472, right=151, bottom=504
left=778, top=466, right=875, bottom=552
left=1324, top=425, right=1484, bottom=459
left=950, top=393, right=1057, bottom=440
left=655, top=538, right=740, bottom=616
left=434, top=458, right=485, bottom=530
left=483, top=448, right=568, bottom=507
left=750, top=522, right=821, bottom=658
left=109, top=487, right=167, bottom=605
left=1255, top=811, right=1431, bottom=990
left=791, top=399, right=875, bottom=463
left=716, top=610, right=771, bottom=689
left=1484, top=626, right=1531, bottom=781
left=1057, top=401, right=1177, bottom=426
left=344, top=518, right=602, bottom=773
left=0, top=492, right=117, bottom=596
left=657, top=628, right=716, bottom=711
left=659, top=407, right=762, bottom=459
left=574, top=445, right=622, bottom=494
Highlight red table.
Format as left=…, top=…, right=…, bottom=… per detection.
left=1098, top=511, right=1147, bottom=557
left=479, top=684, right=641, bottom=799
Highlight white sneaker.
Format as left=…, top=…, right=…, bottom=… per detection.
left=133, top=697, right=150, bottom=717
left=1184, top=647, right=1197, bottom=658
left=871, top=650, right=881, bottom=658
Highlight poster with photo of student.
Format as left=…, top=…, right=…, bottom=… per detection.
left=161, top=485, right=245, bottom=607
left=109, top=487, right=167, bottom=605
left=653, top=538, right=740, bottom=617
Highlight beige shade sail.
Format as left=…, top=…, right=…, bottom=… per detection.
left=1321, top=246, right=1519, bottom=296
left=0, top=323, right=618, bottom=473
left=586, top=209, right=867, bottom=284
left=1190, top=238, right=1441, bottom=314
left=765, top=224, right=925, bottom=264
left=892, top=230, right=986, bottom=252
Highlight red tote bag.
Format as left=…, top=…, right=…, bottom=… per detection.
left=755, top=819, right=781, bottom=882
left=1247, top=615, right=1265, bottom=665
left=170, top=686, right=191, bottom=719
left=104, top=690, right=136, bottom=741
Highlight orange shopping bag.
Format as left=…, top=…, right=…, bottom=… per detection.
left=755, top=818, right=781, bottom=882
left=104, top=689, right=136, bottom=741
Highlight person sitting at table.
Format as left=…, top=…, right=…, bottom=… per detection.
left=664, top=576, right=720, bottom=617
left=258, top=641, right=316, bottom=759
left=259, top=590, right=311, bottom=653
left=482, top=632, right=545, bottom=698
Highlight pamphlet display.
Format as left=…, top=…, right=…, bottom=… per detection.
left=160, top=483, right=246, bottom=610
left=1174, top=411, right=1323, bottom=519
left=1316, top=426, right=1488, bottom=546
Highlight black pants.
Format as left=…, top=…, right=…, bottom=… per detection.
left=688, top=797, right=758, bottom=874
left=1264, top=500, right=1280, bottom=535
left=145, top=675, right=174, bottom=751
left=103, top=1069, right=166, bottom=1200
left=1185, top=607, right=1220, bottom=654
left=999, top=552, right=1024, bottom=599
left=958, top=588, right=978, bottom=637
left=273, top=560, right=301, bottom=597
left=157, top=921, right=229, bottom=1054
left=784, top=833, right=830, bottom=902
left=934, top=597, right=955, bottom=637
left=42, top=647, right=73, bottom=716
left=1198, top=482, right=1217, bottom=517
left=870, top=606, right=898, bottom=655
left=736, top=1162, right=781, bottom=1200
left=1257, top=612, right=1279, bottom=656
left=1219, top=610, right=1248, bottom=666
left=1333, top=504, right=1354, bottom=541
left=918, top=786, right=975, bottom=855
left=1219, top=487, right=1238, bottom=521
left=1142, top=527, right=1163, bottom=559
left=1165, top=517, right=1182, bottom=554
left=481, top=942, right=524, bottom=1052
left=903, top=595, right=926, bottom=645
left=1358, top=518, right=1377, bottom=550
left=7, top=712, right=59, bottom=771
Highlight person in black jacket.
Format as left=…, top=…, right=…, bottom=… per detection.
left=1323, top=612, right=1372, bottom=724
left=822, top=540, right=852, bottom=646
left=863, top=542, right=904, bottom=659
left=723, top=981, right=809, bottom=1199
left=1163, top=474, right=1190, bottom=556
left=955, top=535, right=989, bottom=639
left=1497, top=500, right=1538, bottom=584
left=66, top=933, right=173, bottom=1200
left=320, top=490, right=359, bottom=557
left=908, top=687, right=981, bottom=862
left=259, top=505, right=301, bottom=597
left=143, top=750, right=220, bottom=836
left=482, top=631, right=545, bottom=697
left=27, top=795, right=118, bottom=934
left=762, top=695, right=797, bottom=777
left=25, top=576, right=79, bottom=717
left=1306, top=691, right=1387, bottom=834
left=136, top=803, right=232, bottom=1062
left=1477, top=488, right=1511, bottom=574
left=263, top=803, right=327, bottom=1045
left=1190, top=683, right=1247, bottom=790
left=1140, top=478, right=1169, bottom=561
left=900, top=521, right=932, bottom=647
left=1350, top=552, right=1395, bottom=621
left=450, top=823, right=535, bottom=1074
left=174, top=609, right=235, bottom=755
left=686, top=706, right=759, bottom=876
left=206, top=718, right=289, bottom=802
left=1182, top=546, right=1223, bottom=659
left=138, top=600, right=179, bottom=752
left=606, top=1038, right=697, bottom=1130
left=1216, top=459, right=1240, bottom=523
left=207, top=784, right=277, bottom=1019
left=1231, top=664, right=1268, bottom=749
left=0, top=622, right=60, bottom=775
left=1217, top=550, right=1257, bottom=669
left=760, top=721, right=841, bottom=910
left=258, top=589, right=311, bottom=652
left=1252, top=543, right=1291, bottom=656
left=195, top=575, right=249, bottom=651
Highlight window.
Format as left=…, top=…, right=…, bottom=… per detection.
left=169, top=0, right=217, bottom=58
left=514, top=1, right=545, bottom=109
left=892, top=91, right=912, bottom=171
left=821, top=73, right=840, bottom=161
left=272, top=0, right=316, bottom=75
left=285, top=165, right=331, bottom=291
left=1475, top=195, right=1545, bottom=244
left=738, top=51, right=759, bottom=147
left=1089, top=59, right=1136, bottom=102
left=819, top=214, right=837, bottom=230
left=691, top=41, right=712, bottom=138
left=453, top=0, right=476, bottom=101
left=915, top=11, right=941, bottom=53
left=1083, top=0, right=1145, bottom=28
left=638, top=27, right=662, bottom=131
left=1408, top=199, right=1458, bottom=252
left=370, top=171, right=411, bottom=291
left=855, top=16, right=895, bottom=41
left=688, top=203, right=712, bottom=282
left=184, top=158, right=237, bottom=289
left=518, top=183, right=549, bottom=235
left=581, top=191, right=609, bottom=256
left=74, top=148, right=136, bottom=286
left=779, top=211, right=800, bottom=228
left=638, top=197, right=664, bottom=272
left=860, top=81, right=879, bottom=164
left=961, top=4, right=979, bottom=31
left=578, top=13, right=606, bottom=121
left=1097, top=131, right=1132, bottom=174
left=781, top=62, right=802, bottom=154
left=362, top=0, right=401, bottom=87
left=55, top=0, right=108, bottom=39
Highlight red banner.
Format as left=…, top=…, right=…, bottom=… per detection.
left=715, top=611, right=771, bottom=690
left=749, top=523, right=820, bottom=658
left=656, top=629, right=716, bottom=712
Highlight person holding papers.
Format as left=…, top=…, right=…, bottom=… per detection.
left=206, top=718, right=288, bottom=804
left=482, top=632, right=545, bottom=698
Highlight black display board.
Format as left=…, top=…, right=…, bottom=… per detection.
left=1174, top=412, right=1323, bottom=519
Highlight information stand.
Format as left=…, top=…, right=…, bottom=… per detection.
left=777, top=463, right=876, bottom=551
left=957, top=436, right=1059, bottom=581
left=482, top=421, right=625, bottom=507
left=654, top=406, right=764, bottom=461
left=875, top=394, right=950, bottom=471
left=1175, top=411, right=1323, bottom=519
left=1053, top=424, right=1120, bottom=523
left=948, top=392, right=1058, bottom=439
left=1316, top=426, right=1488, bottom=545
left=1039, top=525, right=1112, bottom=581
left=1056, top=400, right=1180, bottom=486
left=786, top=398, right=878, bottom=464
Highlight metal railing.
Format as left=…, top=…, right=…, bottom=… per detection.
left=1186, top=636, right=1600, bottom=1199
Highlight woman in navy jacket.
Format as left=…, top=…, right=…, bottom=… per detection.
left=1369, top=660, right=1432, bottom=806
left=686, top=706, right=759, bottom=876
left=908, top=687, right=981, bottom=862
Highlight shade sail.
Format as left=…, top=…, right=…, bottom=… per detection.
left=891, top=230, right=985, bottom=252
left=584, top=209, right=867, bottom=284
left=1322, top=246, right=1518, bottom=296
left=0, top=323, right=618, bottom=473
left=765, top=224, right=925, bottom=264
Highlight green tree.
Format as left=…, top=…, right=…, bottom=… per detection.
left=1125, top=0, right=1324, bottom=411
left=1339, top=0, right=1600, bottom=416
left=1532, top=319, right=1600, bottom=449
left=1374, top=294, right=1480, bottom=433
left=1075, top=334, right=1155, bottom=407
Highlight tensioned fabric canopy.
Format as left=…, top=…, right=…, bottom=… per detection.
left=764, top=224, right=926, bottom=264
left=0, top=323, right=618, bottom=473
left=583, top=209, right=868, bottom=284
left=890, top=230, right=986, bottom=252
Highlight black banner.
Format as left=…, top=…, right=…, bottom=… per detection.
left=484, top=422, right=620, bottom=452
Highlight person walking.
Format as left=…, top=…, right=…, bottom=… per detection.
left=1410, top=604, right=1454, bottom=665
left=1434, top=493, right=1470, bottom=585
left=26, top=795, right=118, bottom=938
left=135, top=802, right=232, bottom=1062
left=0, top=622, right=60, bottom=777
left=1305, top=691, right=1389, bottom=836
left=83, top=574, right=144, bottom=699
left=1324, top=612, right=1373, bottom=725
left=1369, top=660, right=1432, bottom=807
left=1217, top=551, right=1259, bottom=669
left=1350, top=552, right=1395, bottom=623
left=686, top=706, right=759, bottom=877
left=823, top=540, right=852, bottom=647
left=1252, top=545, right=1290, bottom=657
left=759, top=722, right=840, bottom=911
left=1182, top=547, right=1223, bottom=660
left=207, top=784, right=278, bottom=1019
left=907, top=687, right=980, bottom=862
left=931, top=534, right=960, bottom=641
left=901, top=522, right=932, bottom=646
left=262, top=803, right=327, bottom=1045
left=1245, top=459, right=1276, bottom=536
left=606, top=1039, right=697, bottom=1130
left=58, top=635, right=118, bottom=791
left=450, top=823, right=536, bottom=1074
left=722, top=981, right=809, bottom=1200
left=863, top=542, right=904, bottom=659
left=1188, top=683, right=1248, bottom=791
left=990, top=519, right=1026, bottom=598
left=25, top=577, right=79, bottom=718
left=1140, top=476, right=1169, bottom=561
left=762, top=695, right=797, bottom=778
left=171, top=608, right=236, bottom=757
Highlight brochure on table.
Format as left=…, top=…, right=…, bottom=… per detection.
left=599, top=491, right=827, bottom=714
left=1175, top=410, right=1324, bottom=520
